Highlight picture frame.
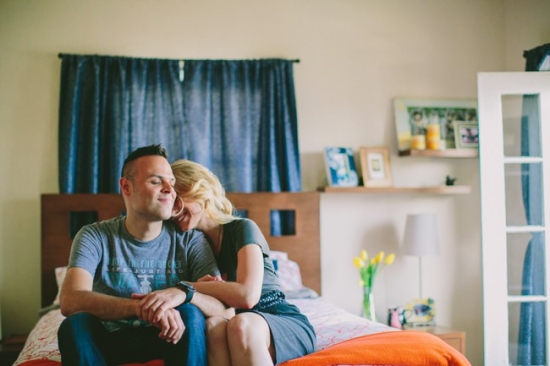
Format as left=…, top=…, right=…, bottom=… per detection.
left=453, top=121, right=479, bottom=149
left=393, top=98, right=477, bottom=153
left=404, top=298, right=436, bottom=327
left=324, top=147, right=359, bottom=187
left=359, top=146, right=393, bottom=187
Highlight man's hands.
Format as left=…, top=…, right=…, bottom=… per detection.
left=154, top=308, right=185, bottom=344
left=133, top=288, right=187, bottom=344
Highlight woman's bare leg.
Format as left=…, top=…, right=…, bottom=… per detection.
left=206, top=316, right=231, bottom=366
left=227, top=313, right=275, bottom=366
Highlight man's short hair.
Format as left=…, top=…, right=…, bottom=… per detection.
left=121, top=144, right=169, bottom=179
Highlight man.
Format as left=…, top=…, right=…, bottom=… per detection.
left=58, top=145, right=228, bottom=366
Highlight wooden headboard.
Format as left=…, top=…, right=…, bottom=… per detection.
left=41, top=192, right=321, bottom=307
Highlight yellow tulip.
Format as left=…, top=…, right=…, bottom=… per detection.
left=354, top=249, right=397, bottom=289
left=373, top=251, right=384, bottom=264
left=385, top=253, right=396, bottom=265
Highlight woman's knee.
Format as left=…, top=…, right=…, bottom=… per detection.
left=206, top=317, right=228, bottom=346
left=227, top=313, right=265, bottom=342
left=206, top=316, right=227, bottom=333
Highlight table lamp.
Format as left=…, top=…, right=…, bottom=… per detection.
left=402, top=213, right=440, bottom=300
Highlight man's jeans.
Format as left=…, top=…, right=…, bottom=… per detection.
left=58, top=304, right=206, bottom=366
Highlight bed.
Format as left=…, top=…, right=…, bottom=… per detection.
left=14, top=192, right=470, bottom=366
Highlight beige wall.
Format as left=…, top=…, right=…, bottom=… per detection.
left=0, top=1, right=548, bottom=364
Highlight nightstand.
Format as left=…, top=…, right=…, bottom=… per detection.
left=405, top=325, right=465, bottom=354
left=0, top=334, right=28, bottom=366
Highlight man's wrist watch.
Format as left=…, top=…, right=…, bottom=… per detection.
left=176, top=281, right=196, bottom=304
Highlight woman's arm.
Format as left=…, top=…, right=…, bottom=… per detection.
left=135, top=286, right=233, bottom=320
left=193, top=244, right=264, bottom=309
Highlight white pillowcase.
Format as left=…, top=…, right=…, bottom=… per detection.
left=269, top=250, right=289, bottom=261
left=270, top=251, right=303, bottom=292
left=52, top=266, right=68, bottom=305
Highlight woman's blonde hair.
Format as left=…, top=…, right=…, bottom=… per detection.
left=171, top=159, right=236, bottom=224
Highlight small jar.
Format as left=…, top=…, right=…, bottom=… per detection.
left=410, top=134, right=426, bottom=150
left=426, top=124, right=441, bottom=150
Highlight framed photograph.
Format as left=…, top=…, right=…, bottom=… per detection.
left=454, top=121, right=479, bottom=148
left=405, top=298, right=436, bottom=327
left=324, top=147, right=359, bottom=187
left=393, top=98, right=477, bottom=153
left=359, top=146, right=393, bottom=187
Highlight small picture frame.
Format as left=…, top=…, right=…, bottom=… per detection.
left=324, top=147, right=359, bottom=187
left=359, top=146, right=393, bottom=187
left=453, top=121, right=479, bottom=148
left=405, top=298, right=436, bottom=327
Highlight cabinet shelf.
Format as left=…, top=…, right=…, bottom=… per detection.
left=398, top=149, right=478, bottom=158
left=318, top=185, right=471, bottom=194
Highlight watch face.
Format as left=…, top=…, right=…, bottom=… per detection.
left=178, top=281, right=195, bottom=292
left=177, top=281, right=195, bottom=304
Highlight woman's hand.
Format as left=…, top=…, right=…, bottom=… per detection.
left=197, top=274, right=222, bottom=282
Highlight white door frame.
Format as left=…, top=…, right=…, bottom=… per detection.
left=478, top=72, right=550, bottom=365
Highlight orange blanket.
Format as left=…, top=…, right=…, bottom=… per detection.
left=280, top=331, right=471, bottom=366
left=17, top=331, right=469, bottom=366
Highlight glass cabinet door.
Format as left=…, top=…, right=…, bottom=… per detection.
left=478, top=72, right=550, bottom=366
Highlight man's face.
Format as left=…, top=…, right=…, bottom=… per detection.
left=122, top=155, right=176, bottom=221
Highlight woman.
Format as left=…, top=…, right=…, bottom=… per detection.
left=170, top=159, right=315, bottom=366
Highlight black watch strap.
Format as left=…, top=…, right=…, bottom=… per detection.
left=176, top=281, right=196, bottom=304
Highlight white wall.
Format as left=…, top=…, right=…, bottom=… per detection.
left=0, top=1, right=549, bottom=364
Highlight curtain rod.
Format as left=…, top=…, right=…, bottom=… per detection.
left=57, top=53, right=300, bottom=63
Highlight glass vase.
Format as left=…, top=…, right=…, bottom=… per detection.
left=362, top=286, right=376, bottom=321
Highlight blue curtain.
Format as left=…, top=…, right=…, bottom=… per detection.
left=181, top=59, right=301, bottom=193
left=58, top=55, right=186, bottom=193
left=518, top=43, right=550, bottom=366
left=58, top=55, right=301, bottom=195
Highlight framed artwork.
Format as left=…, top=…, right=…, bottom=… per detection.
left=324, top=147, right=359, bottom=187
left=359, top=146, right=393, bottom=187
left=405, top=298, right=436, bottom=327
left=453, top=121, right=479, bottom=148
left=393, top=98, right=478, bottom=153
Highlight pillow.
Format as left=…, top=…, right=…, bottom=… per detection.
left=284, top=287, right=319, bottom=299
left=273, top=258, right=303, bottom=292
left=270, top=250, right=289, bottom=261
left=269, top=251, right=304, bottom=292
left=52, top=266, right=68, bottom=305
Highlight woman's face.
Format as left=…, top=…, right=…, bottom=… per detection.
left=172, top=198, right=203, bottom=231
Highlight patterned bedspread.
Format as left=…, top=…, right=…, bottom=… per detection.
left=288, top=297, right=397, bottom=351
left=14, top=297, right=396, bottom=365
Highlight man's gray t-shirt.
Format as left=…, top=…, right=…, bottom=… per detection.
left=68, top=216, right=219, bottom=330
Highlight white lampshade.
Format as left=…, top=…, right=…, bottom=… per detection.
left=402, top=213, right=440, bottom=257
